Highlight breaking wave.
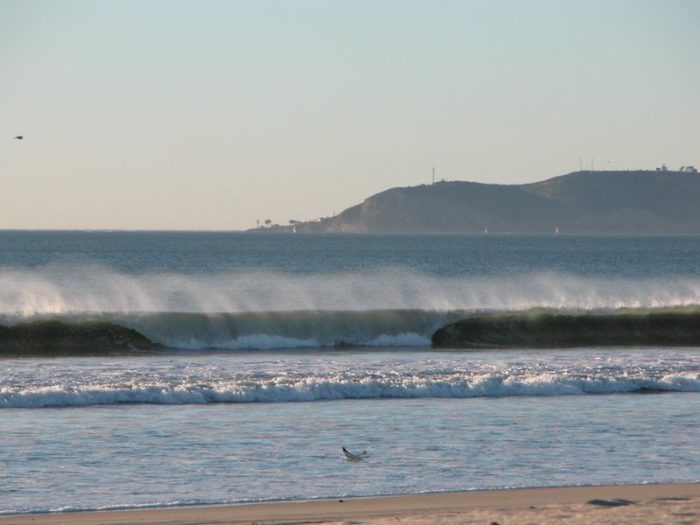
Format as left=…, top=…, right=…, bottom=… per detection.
left=5, top=266, right=700, bottom=353
left=433, top=308, right=700, bottom=348
left=6, top=307, right=700, bottom=354
left=2, top=371, right=698, bottom=408
left=0, top=311, right=446, bottom=354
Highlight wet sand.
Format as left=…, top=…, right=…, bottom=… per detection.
left=1, top=483, right=698, bottom=525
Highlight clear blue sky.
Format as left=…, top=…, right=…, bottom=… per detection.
left=2, top=0, right=698, bottom=229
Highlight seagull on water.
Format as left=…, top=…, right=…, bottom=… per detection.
left=342, top=447, right=367, bottom=461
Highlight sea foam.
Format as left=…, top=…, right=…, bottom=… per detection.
left=3, top=369, right=699, bottom=408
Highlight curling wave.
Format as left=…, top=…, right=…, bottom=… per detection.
left=6, top=306, right=700, bottom=355
left=7, top=265, right=700, bottom=354
left=433, top=308, right=700, bottom=348
left=0, top=319, right=160, bottom=355
left=0, top=310, right=446, bottom=355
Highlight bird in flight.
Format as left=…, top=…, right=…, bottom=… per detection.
left=14, top=136, right=23, bottom=140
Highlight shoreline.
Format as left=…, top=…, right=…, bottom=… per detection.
left=2, top=483, right=699, bottom=525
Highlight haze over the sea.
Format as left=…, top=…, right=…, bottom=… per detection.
left=2, top=0, right=698, bottom=230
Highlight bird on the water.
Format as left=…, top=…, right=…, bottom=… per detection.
left=342, top=447, right=367, bottom=461
left=14, top=136, right=23, bottom=140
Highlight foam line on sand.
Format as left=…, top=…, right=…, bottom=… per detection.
left=1, top=483, right=699, bottom=525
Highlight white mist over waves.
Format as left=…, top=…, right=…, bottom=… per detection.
left=4, top=264, right=700, bottom=316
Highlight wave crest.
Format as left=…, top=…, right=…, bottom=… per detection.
left=5, top=266, right=700, bottom=315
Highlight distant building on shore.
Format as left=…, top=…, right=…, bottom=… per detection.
left=575, top=165, right=698, bottom=174
left=653, top=164, right=697, bottom=173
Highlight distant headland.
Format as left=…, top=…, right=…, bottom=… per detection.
left=253, top=167, right=700, bottom=234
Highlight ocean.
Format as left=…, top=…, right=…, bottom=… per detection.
left=1, top=231, right=699, bottom=514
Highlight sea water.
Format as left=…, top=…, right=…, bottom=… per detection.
left=1, top=232, right=699, bottom=514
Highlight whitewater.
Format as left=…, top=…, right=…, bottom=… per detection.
left=1, top=232, right=700, bottom=514
left=2, top=348, right=700, bottom=409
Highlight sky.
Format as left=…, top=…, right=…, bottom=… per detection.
left=1, top=0, right=699, bottom=230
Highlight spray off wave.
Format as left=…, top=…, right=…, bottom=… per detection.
left=6, top=266, right=700, bottom=352
left=5, top=265, right=700, bottom=315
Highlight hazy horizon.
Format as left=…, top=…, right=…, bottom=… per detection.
left=2, top=0, right=698, bottom=230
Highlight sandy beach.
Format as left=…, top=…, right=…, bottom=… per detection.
left=1, top=483, right=698, bottom=525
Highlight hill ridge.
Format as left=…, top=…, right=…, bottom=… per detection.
left=266, top=170, right=700, bottom=234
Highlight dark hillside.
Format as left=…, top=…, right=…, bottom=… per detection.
left=282, top=170, right=700, bottom=234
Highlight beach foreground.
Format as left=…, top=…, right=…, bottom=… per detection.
left=2, top=483, right=698, bottom=525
